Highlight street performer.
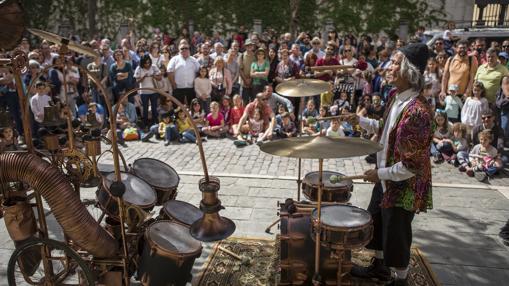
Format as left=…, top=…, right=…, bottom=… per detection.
left=345, top=43, right=433, bottom=286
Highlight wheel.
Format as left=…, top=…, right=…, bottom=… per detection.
left=7, top=238, right=95, bottom=286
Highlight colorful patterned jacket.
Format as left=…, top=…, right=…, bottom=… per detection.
left=378, top=90, right=433, bottom=213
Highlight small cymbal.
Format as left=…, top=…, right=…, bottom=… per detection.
left=28, top=28, right=99, bottom=58
left=259, top=136, right=382, bottom=159
left=275, top=79, right=330, bottom=97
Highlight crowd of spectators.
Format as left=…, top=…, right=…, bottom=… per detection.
left=0, top=26, right=508, bottom=182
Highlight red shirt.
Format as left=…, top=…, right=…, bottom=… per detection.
left=245, top=101, right=273, bottom=129
left=315, top=57, right=340, bottom=82
left=229, top=106, right=244, bottom=125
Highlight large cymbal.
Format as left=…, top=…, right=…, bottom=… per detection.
left=260, top=136, right=383, bottom=159
left=28, top=28, right=99, bottom=58
left=0, top=0, right=25, bottom=50
left=275, top=79, right=330, bottom=97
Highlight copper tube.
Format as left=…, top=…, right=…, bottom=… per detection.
left=0, top=152, right=118, bottom=257
left=85, top=140, right=101, bottom=157
left=115, top=87, right=209, bottom=182
left=313, top=158, right=324, bottom=285
left=43, top=135, right=59, bottom=152
left=11, top=51, right=34, bottom=153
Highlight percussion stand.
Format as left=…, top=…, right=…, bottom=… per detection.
left=312, top=158, right=324, bottom=286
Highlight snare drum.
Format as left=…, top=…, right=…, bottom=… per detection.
left=159, top=200, right=203, bottom=227
left=302, top=171, right=353, bottom=203
left=96, top=172, right=157, bottom=221
left=312, top=205, right=373, bottom=250
left=131, top=158, right=180, bottom=205
left=137, top=220, right=202, bottom=286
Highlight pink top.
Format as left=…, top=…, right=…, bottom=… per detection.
left=206, top=112, right=224, bottom=127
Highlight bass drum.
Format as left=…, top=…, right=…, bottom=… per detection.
left=137, top=220, right=202, bottom=286
left=279, top=201, right=350, bottom=285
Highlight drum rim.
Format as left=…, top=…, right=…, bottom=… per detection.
left=311, top=205, right=372, bottom=231
left=302, top=171, right=353, bottom=190
left=145, top=220, right=202, bottom=258
left=132, top=157, right=180, bottom=190
left=102, top=171, right=157, bottom=208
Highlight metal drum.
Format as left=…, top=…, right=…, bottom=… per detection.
left=96, top=172, right=157, bottom=221
left=279, top=201, right=346, bottom=285
left=138, top=220, right=202, bottom=286
left=312, top=205, right=373, bottom=250
left=131, top=158, right=180, bottom=205
left=159, top=200, right=203, bottom=227
left=302, top=171, right=353, bottom=203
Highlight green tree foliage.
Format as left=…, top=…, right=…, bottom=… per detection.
left=21, top=0, right=445, bottom=40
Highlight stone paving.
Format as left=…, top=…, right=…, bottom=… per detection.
left=100, top=137, right=509, bottom=187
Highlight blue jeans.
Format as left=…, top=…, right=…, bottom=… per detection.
left=148, top=124, right=178, bottom=141
left=181, top=130, right=196, bottom=143
left=198, top=97, right=211, bottom=115
left=141, top=93, right=159, bottom=127
left=501, top=110, right=509, bottom=143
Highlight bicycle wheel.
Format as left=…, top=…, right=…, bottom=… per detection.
left=7, top=238, right=95, bottom=286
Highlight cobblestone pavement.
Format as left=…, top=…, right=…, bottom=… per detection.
left=99, top=137, right=509, bottom=187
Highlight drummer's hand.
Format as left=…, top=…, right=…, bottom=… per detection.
left=363, top=169, right=380, bottom=183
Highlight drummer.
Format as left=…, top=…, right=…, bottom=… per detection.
left=346, top=43, right=433, bottom=286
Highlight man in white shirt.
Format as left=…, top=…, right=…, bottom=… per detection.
left=304, top=37, right=325, bottom=60
left=347, top=43, right=433, bottom=286
left=167, top=43, right=200, bottom=105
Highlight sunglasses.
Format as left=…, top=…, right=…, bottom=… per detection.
left=482, top=116, right=492, bottom=120
left=503, top=45, right=509, bottom=48
left=344, top=49, right=352, bottom=52
left=435, top=42, right=443, bottom=45
left=180, top=47, right=189, bottom=51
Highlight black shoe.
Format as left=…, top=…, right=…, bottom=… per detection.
left=350, top=258, right=391, bottom=282
left=386, top=278, right=408, bottom=286
left=164, top=141, right=171, bottom=146
left=141, top=132, right=154, bottom=142
left=119, top=142, right=127, bottom=148
left=365, top=153, right=377, bottom=164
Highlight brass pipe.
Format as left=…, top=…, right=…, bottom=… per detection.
left=114, top=87, right=210, bottom=182
left=313, top=158, right=324, bottom=285
left=0, top=152, right=118, bottom=257
left=10, top=55, right=34, bottom=153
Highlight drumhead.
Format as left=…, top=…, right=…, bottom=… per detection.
left=312, top=205, right=371, bottom=228
left=304, top=171, right=352, bottom=189
left=147, top=221, right=201, bottom=254
left=132, top=158, right=180, bottom=190
left=104, top=172, right=157, bottom=207
left=163, top=200, right=203, bottom=226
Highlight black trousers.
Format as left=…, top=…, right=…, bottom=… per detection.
left=365, top=183, right=415, bottom=268
left=173, top=88, right=195, bottom=106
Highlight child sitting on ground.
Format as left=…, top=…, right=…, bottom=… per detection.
left=175, top=107, right=197, bottom=143
left=190, top=98, right=206, bottom=130
left=431, top=110, right=453, bottom=163
left=326, top=118, right=345, bottom=138
left=465, top=129, right=503, bottom=182
left=304, top=105, right=329, bottom=135
left=228, top=94, right=244, bottom=136
left=143, top=112, right=178, bottom=146
left=301, top=99, right=319, bottom=130
left=276, top=112, right=297, bottom=138
left=447, top=122, right=469, bottom=165
left=202, top=101, right=227, bottom=138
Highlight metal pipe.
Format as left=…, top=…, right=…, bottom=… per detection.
left=313, top=158, right=324, bottom=285
left=113, top=87, right=210, bottom=182
left=0, top=152, right=118, bottom=257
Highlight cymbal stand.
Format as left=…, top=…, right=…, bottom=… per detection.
left=312, top=158, right=324, bottom=285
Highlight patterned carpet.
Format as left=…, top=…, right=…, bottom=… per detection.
left=194, top=237, right=440, bottom=286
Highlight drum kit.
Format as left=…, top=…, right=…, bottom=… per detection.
left=0, top=2, right=236, bottom=285
left=270, top=79, right=383, bottom=285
